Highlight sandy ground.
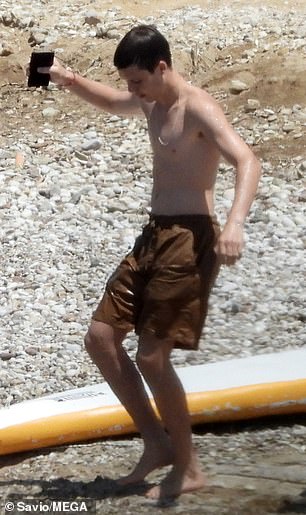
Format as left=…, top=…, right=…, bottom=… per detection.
left=1, top=1, right=305, bottom=163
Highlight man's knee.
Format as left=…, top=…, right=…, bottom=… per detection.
left=84, top=320, right=126, bottom=356
left=85, top=321, right=112, bottom=355
left=136, top=334, right=172, bottom=378
left=135, top=346, right=152, bottom=375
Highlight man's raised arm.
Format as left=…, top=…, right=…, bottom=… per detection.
left=38, top=57, right=142, bottom=116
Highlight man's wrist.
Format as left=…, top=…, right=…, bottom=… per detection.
left=63, top=70, right=77, bottom=87
left=227, top=219, right=245, bottom=227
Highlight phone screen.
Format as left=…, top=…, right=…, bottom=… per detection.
left=28, top=52, right=55, bottom=87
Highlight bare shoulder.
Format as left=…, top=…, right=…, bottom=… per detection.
left=184, top=83, right=236, bottom=144
left=185, top=84, right=226, bottom=120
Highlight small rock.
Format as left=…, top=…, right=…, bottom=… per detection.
left=84, top=11, right=101, bottom=26
left=0, top=352, right=15, bottom=361
left=96, top=24, right=108, bottom=38
left=300, top=161, right=306, bottom=172
left=244, top=98, right=261, bottom=112
left=28, top=31, right=47, bottom=46
left=25, top=347, right=39, bottom=356
left=74, top=150, right=89, bottom=162
left=42, top=107, right=60, bottom=119
left=282, top=123, right=295, bottom=133
left=229, top=80, right=249, bottom=94
left=81, top=139, right=102, bottom=151
left=0, top=42, right=13, bottom=56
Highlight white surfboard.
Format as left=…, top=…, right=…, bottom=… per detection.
left=0, top=349, right=305, bottom=456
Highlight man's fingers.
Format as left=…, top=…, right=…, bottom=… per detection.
left=214, top=242, right=242, bottom=266
left=215, top=243, right=240, bottom=258
left=214, top=223, right=244, bottom=266
left=223, top=255, right=239, bottom=266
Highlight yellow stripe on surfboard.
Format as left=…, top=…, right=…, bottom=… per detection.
left=1, top=378, right=306, bottom=456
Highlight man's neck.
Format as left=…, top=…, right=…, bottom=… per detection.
left=156, top=70, right=186, bottom=108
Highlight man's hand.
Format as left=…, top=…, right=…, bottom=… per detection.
left=214, top=221, right=244, bottom=266
left=37, top=57, right=75, bottom=86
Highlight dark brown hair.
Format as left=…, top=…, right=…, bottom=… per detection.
left=114, top=25, right=172, bottom=72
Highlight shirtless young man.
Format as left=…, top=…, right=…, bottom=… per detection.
left=40, top=25, right=261, bottom=500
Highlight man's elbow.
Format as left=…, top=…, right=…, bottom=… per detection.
left=241, top=149, right=262, bottom=179
left=251, top=153, right=262, bottom=180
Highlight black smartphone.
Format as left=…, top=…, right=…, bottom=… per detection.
left=28, top=51, right=55, bottom=87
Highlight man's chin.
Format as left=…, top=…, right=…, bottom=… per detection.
left=140, top=94, right=154, bottom=103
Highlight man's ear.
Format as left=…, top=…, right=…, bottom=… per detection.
left=157, top=60, right=168, bottom=74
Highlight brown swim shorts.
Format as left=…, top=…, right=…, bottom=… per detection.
left=92, top=214, right=221, bottom=350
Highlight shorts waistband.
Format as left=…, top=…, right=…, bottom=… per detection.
left=149, top=214, right=219, bottom=229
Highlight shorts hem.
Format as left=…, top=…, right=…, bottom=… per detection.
left=91, top=313, right=134, bottom=333
left=137, top=327, right=199, bottom=350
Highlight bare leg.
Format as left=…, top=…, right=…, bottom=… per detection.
left=85, top=321, right=173, bottom=482
left=136, top=333, right=206, bottom=499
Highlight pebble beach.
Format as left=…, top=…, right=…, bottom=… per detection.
left=0, top=0, right=305, bottom=513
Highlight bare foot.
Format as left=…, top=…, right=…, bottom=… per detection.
left=116, top=442, right=173, bottom=486
left=145, top=464, right=206, bottom=500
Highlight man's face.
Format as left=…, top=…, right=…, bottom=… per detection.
left=118, top=64, right=163, bottom=102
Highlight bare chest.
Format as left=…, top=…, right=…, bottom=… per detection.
left=148, top=103, right=187, bottom=150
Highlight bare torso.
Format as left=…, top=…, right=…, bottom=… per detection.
left=143, top=84, right=220, bottom=216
